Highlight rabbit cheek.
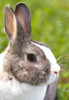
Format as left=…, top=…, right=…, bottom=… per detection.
left=24, top=63, right=51, bottom=85
left=16, top=67, right=42, bottom=85
left=33, top=62, right=51, bottom=85
left=8, top=61, right=41, bottom=85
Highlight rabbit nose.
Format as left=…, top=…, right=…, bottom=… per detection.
left=54, top=71, right=58, bottom=74
left=52, top=64, right=60, bottom=74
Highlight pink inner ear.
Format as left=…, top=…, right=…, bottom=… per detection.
left=7, top=10, right=14, bottom=35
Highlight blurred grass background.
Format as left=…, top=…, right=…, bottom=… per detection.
left=0, top=0, right=69, bottom=99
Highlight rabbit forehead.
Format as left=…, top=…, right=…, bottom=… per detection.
left=31, top=42, right=57, bottom=69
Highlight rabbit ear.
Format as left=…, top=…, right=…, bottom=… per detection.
left=15, top=3, right=31, bottom=36
left=5, top=4, right=25, bottom=40
left=5, top=4, right=17, bottom=39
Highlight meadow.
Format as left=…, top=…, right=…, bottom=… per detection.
left=0, top=0, right=69, bottom=99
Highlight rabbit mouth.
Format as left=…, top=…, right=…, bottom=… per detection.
left=32, top=75, right=49, bottom=86
left=29, top=68, right=50, bottom=86
left=31, top=71, right=59, bottom=86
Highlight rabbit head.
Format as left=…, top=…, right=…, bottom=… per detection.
left=3, top=3, right=60, bottom=86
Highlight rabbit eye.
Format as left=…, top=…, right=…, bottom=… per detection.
left=27, top=54, right=36, bottom=62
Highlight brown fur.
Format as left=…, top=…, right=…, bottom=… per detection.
left=3, top=37, right=50, bottom=85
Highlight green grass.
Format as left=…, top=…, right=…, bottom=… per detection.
left=0, top=0, right=69, bottom=99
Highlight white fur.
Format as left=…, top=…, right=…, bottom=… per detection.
left=0, top=81, right=47, bottom=100
left=0, top=51, right=47, bottom=100
left=32, top=42, right=60, bottom=84
left=0, top=77, right=47, bottom=100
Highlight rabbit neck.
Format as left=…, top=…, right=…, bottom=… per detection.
left=0, top=79, right=47, bottom=100
left=16, top=83, right=47, bottom=100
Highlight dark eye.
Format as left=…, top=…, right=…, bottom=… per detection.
left=27, top=54, right=36, bottom=62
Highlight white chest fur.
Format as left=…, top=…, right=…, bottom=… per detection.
left=0, top=79, right=47, bottom=100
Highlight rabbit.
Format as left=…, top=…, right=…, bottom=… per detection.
left=0, top=3, right=60, bottom=100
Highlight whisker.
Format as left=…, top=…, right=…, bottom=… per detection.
left=59, top=64, right=68, bottom=68
left=57, top=53, right=69, bottom=62
left=33, top=75, right=40, bottom=85
left=61, top=69, right=65, bottom=72
left=58, top=60, right=63, bottom=64
left=59, top=64, right=67, bottom=66
left=57, top=55, right=65, bottom=61
left=58, top=77, right=64, bottom=83
left=58, top=60, right=69, bottom=65
left=58, top=77, right=62, bottom=83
